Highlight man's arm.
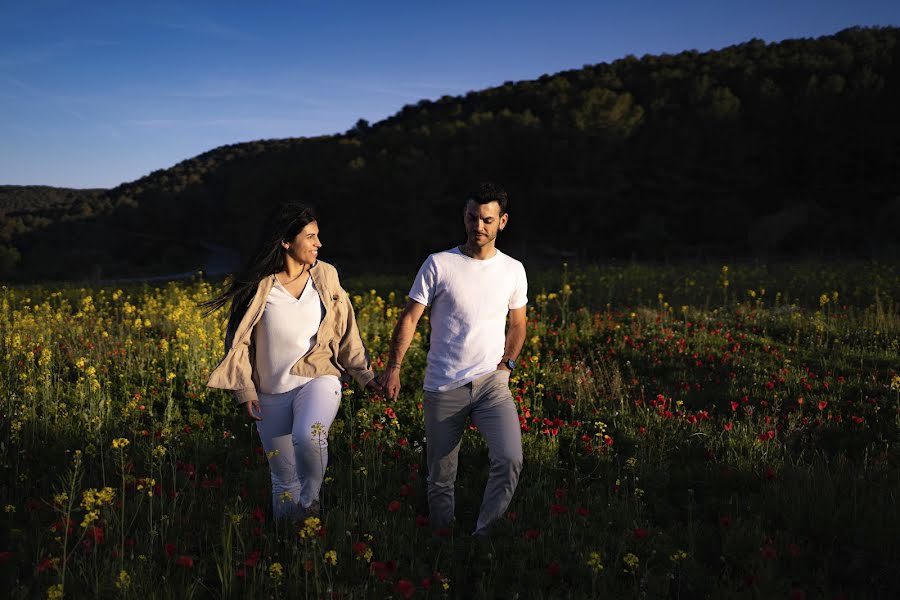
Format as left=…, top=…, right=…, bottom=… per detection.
left=498, top=305, right=527, bottom=370
left=379, top=299, right=427, bottom=399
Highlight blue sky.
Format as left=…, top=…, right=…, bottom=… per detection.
left=1, top=1, right=898, bottom=189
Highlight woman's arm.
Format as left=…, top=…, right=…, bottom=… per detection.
left=335, top=287, right=377, bottom=389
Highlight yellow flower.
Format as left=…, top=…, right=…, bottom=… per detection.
left=116, top=570, right=131, bottom=590
left=3, top=504, right=15, bottom=513
left=587, top=551, right=604, bottom=574
left=268, top=562, right=283, bottom=579
left=323, top=550, right=338, bottom=565
left=669, top=549, right=688, bottom=562
left=623, top=552, right=639, bottom=573
left=111, top=438, right=130, bottom=450
left=298, top=516, right=321, bottom=539
left=46, top=584, right=64, bottom=600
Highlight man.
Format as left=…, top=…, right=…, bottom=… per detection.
left=379, top=182, right=527, bottom=539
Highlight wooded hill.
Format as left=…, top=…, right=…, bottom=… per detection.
left=3, top=26, right=899, bottom=280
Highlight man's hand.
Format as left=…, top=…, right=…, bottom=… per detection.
left=379, top=367, right=402, bottom=400
left=244, top=399, right=262, bottom=421
left=497, top=361, right=512, bottom=372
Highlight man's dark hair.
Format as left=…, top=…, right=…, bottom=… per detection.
left=466, top=182, right=509, bottom=215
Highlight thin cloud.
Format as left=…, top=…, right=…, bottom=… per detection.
left=158, top=20, right=258, bottom=43
left=4, top=77, right=88, bottom=121
left=163, top=85, right=328, bottom=108
left=0, top=38, right=120, bottom=68
left=127, top=116, right=339, bottom=130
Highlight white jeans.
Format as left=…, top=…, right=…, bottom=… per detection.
left=255, top=376, right=342, bottom=519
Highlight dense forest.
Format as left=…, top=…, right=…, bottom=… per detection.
left=2, top=26, right=899, bottom=280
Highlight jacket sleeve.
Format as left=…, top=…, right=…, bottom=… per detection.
left=336, top=287, right=376, bottom=388
left=207, top=300, right=259, bottom=407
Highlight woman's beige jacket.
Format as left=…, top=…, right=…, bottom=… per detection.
left=207, top=260, right=375, bottom=405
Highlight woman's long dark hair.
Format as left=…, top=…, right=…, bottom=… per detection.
left=201, top=203, right=317, bottom=338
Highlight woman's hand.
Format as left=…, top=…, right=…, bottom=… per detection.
left=244, top=399, right=262, bottom=421
left=365, top=378, right=385, bottom=395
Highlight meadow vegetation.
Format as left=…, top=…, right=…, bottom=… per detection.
left=1, top=262, right=898, bottom=598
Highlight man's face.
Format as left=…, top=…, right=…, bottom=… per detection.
left=463, top=200, right=507, bottom=248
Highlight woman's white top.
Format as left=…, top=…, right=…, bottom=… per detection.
left=254, top=275, right=325, bottom=394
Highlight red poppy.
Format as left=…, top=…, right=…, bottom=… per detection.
left=760, top=545, right=777, bottom=559
left=304, top=559, right=314, bottom=572
left=0, top=551, right=11, bottom=566
left=576, top=507, right=590, bottom=517
left=523, top=529, right=540, bottom=540
left=554, top=488, right=566, bottom=499
left=175, top=555, right=194, bottom=568
left=251, top=506, right=266, bottom=523
left=633, top=527, right=648, bottom=539
left=164, top=543, right=176, bottom=560
left=35, top=557, right=55, bottom=573
left=506, top=511, right=518, bottom=522
left=387, top=500, right=401, bottom=512
left=87, top=526, right=104, bottom=544
left=764, top=467, right=776, bottom=480
left=817, top=400, right=828, bottom=411
left=353, top=542, right=368, bottom=557
left=414, top=515, right=429, bottom=528
left=723, top=421, right=733, bottom=432
left=244, top=549, right=260, bottom=567
left=394, top=579, right=415, bottom=598
left=549, top=504, right=568, bottom=515
left=790, top=588, right=806, bottom=600
left=546, top=561, right=561, bottom=577
left=235, top=567, right=246, bottom=578
left=719, top=515, right=732, bottom=527
left=370, top=560, right=398, bottom=581
left=399, top=484, right=413, bottom=497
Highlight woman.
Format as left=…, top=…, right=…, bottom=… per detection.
left=205, top=203, right=380, bottom=520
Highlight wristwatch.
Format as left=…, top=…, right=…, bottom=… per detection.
left=502, top=358, right=516, bottom=372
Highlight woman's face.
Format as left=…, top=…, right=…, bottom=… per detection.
left=282, top=220, right=321, bottom=267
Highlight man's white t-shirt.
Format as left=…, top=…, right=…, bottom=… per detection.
left=254, top=275, right=325, bottom=394
left=408, top=246, right=527, bottom=392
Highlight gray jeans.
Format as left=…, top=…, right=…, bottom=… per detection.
left=423, top=369, right=523, bottom=535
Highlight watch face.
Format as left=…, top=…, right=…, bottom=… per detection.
left=506, top=359, right=516, bottom=371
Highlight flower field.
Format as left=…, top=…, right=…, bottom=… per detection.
left=1, top=262, right=898, bottom=599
